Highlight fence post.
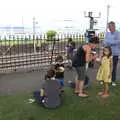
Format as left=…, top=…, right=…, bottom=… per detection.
left=33, top=35, right=36, bottom=53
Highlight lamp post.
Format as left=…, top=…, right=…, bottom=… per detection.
left=106, top=4, right=110, bottom=32
left=33, top=17, right=38, bottom=53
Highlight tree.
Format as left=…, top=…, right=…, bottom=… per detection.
left=46, top=30, right=57, bottom=41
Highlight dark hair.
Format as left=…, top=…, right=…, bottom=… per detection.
left=108, top=21, right=115, bottom=25
left=55, top=55, right=63, bottom=62
left=70, top=41, right=75, bottom=49
left=103, top=46, right=112, bottom=58
left=45, top=69, right=56, bottom=80
left=89, top=36, right=99, bottom=44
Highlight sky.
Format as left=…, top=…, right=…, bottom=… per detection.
left=0, top=0, right=120, bottom=32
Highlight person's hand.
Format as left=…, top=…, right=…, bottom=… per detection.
left=96, top=58, right=101, bottom=62
left=110, top=43, right=116, bottom=46
left=95, top=58, right=101, bottom=65
left=108, top=74, right=112, bottom=79
left=90, top=54, right=97, bottom=61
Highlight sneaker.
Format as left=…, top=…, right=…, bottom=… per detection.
left=28, top=98, right=35, bottom=103
left=112, top=82, right=116, bottom=87
left=100, top=81, right=103, bottom=85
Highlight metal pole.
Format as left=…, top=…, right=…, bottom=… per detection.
left=50, top=38, right=56, bottom=64
left=90, top=17, right=94, bottom=30
left=33, top=17, right=36, bottom=53
left=22, top=16, right=24, bottom=33
left=106, top=4, right=110, bottom=32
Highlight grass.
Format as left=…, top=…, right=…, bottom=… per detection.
left=0, top=38, right=85, bottom=45
left=0, top=40, right=34, bottom=45
left=0, top=81, right=120, bottom=120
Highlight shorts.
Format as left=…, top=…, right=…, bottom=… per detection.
left=59, top=79, right=64, bottom=86
left=73, top=67, right=86, bottom=81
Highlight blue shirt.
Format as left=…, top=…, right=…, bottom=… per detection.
left=104, top=31, right=120, bottom=56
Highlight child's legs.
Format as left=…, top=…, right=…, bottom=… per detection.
left=103, top=82, right=109, bottom=94
left=33, top=91, right=41, bottom=101
left=100, top=82, right=110, bottom=98
left=33, top=91, right=45, bottom=104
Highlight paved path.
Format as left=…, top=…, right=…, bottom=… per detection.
left=0, top=62, right=120, bottom=94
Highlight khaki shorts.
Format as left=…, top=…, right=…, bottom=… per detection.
left=73, top=67, right=86, bottom=81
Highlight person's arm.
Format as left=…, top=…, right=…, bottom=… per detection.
left=83, top=45, right=91, bottom=62
left=103, top=32, right=110, bottom=46
left=109, top=56, right=113, bottom=78
left=108, top=39, right=120, bottom=45
left=106, top=32, right=120, bottom=45
left=86, top=50, right=97, bottom=62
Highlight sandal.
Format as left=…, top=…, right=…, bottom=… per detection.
left=74, top=90, right=79, bottom=94
left=98, top=91, right=104, bottom=96
left=78, top=93, right=88, bottom=97
left=101, top=94, right=110, bottom=98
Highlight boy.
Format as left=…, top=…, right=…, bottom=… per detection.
left=33, top=69, right=62, bottom=109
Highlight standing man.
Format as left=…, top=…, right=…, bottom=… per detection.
left=72, top=37, right=99, bottom=97
left=104, top=21, right=120, bottom=86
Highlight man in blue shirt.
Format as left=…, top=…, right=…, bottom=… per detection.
left=104, top=21, right=120, bottom=86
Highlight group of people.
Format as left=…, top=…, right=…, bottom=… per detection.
left=72, top=21, right=120, bottom=98
left=32, top=55, right=65, bottom=109
left=32, top=21, right=120, bottom=109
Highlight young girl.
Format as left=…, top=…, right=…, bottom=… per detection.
left=96, top=46, right=113, bottom=98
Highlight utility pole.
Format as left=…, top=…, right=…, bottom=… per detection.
left=106, top=4, right=110, bottom=32
left=84, top=11, right=101, bottom=30
left=84, top=11, right=101, bottom=43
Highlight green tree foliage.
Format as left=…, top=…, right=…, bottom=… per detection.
left=46, top=30, right=57, bottom=41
